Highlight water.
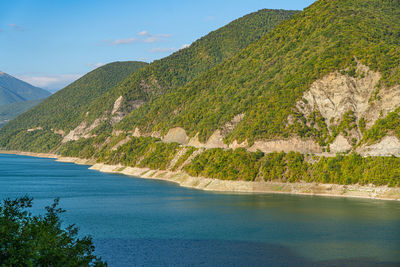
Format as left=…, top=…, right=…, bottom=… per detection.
left=0, top=154, right=399, bottom=266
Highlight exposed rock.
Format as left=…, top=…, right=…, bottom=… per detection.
left=62, top=118, right=102, bottom=143
left=357, top=136, right=400, bottom=157
left=330, top=134, right=352, bottom=153
left=52, top=129, right=65, bottom=137
left=132, top=127, right=142, bottom=137
left=112, top=130, right=124, bottom=136
left=187, top=133, right=203, bottom=147
left=111, top=96, right=124, bottom=115
left=229, top=139, right=249, bottom=150
left=221, top=113, right=245, bottom=136
left=27, top=127, right=43, bottom=132
left=168, top=147, right=187, bottom=170
left=204, top=130, right=228, bottom=149
left=296, top=63, right=381, bottom=127
left=364, top=85, right=400, bottom=128
left=151, top=131, right=161, bottom=138
left=296, top=63, right=400, bottom=130
left=162, top=127, right=189, bottom=144
left=248, top=137, right=322, bottom=154
left=111, top=136, right=131, bottom=151
left=110, top=96, right=145, bottom=125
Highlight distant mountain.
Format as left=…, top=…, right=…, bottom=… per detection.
left=0, top=61, right=147, bottom=132
left=0, top=71, right=50, bottom=106
left=0, top=99, right=43, bottom=127
left=0, top=72, right=50, bottom=127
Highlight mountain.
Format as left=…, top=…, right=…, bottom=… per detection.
left=0, top=71, right=51, bottom=106
left=2, top=1, right=400, bottom=188
left=0, top=72, right=51, bottom=127
left=118, top=0, right=400, bottom=148
left=0, top=9, right=299, bottom=150
left=0, top=99, right=43, bottom=127
left=0, top=61, right=147, bottom=136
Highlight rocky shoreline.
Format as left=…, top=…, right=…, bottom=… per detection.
left=2, top=150, right=400, bottom=201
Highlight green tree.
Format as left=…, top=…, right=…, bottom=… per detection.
left=0, top=196, right=106, bottom=266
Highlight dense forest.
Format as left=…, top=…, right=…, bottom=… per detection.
left=85, top=9, right=299, bottom=123
left=117, top=0, right=400, bottom=145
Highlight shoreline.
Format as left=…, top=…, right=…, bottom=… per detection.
left=1, top=150, right=400, bottom=201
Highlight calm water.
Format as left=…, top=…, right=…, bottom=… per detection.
left=0, top=154, right=399, bottom=266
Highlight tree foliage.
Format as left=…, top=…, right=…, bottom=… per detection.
left=0, top=196, right=106, bottom=266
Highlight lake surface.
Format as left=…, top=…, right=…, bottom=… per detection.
left=0, top=154, right=399, bottom=266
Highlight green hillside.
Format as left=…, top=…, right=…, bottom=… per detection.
left=85, top=9, right=299, bottom=122
left=0, top=9, right=299, bottom=150
left=0, top=72, right=50, bottom=106
left=0, top=99, right=43, bottom=127
left=0, top=62, right=147, bottom=137
left=118, top=0, right=400, bottom=145
left=57, top=0, right=400, bottom=187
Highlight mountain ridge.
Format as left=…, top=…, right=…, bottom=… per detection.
left=0, top=71, right=50, bottom=106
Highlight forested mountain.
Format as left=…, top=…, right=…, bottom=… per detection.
left=1, top=0, right=400, bottom=187
left=0, top=72, right=51, bottom=127
left=117, top=0, right=400, bottom=147
left=0, top=99, right=43, bottom=127
left=85, top=9, right=299, bottom=123
left=0, top=72, right=50, bottom=106
left=0, top=61, right=147, bottom=133
left=0, top=9, right=299, bottom=149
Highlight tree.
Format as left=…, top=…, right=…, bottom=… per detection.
left=0, top=196, right=106, bottom=266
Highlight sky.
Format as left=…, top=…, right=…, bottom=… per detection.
left=0, top=0, right=315, bottom=92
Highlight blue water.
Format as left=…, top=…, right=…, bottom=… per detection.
left=0, top=154, right=399, bottom=266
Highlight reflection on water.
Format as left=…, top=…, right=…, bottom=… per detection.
left=0, top=154, right=399, bottom=266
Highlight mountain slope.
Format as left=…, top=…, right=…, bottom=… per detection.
left=117, top=0, right=400, bottom=150
left=85, top=9, right=299, bottom=123
left=0, top=9, right=299, bottom=150
left=0, top=71, right=50, bottom=106
left=0, top=99, right=44, bottom=127
left=0, top=61, right=147, bottom=134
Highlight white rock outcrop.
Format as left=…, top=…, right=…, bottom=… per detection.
left=357, top=136, right=400, bottom=157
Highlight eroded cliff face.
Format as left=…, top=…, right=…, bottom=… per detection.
left=296, top=63, right=382, bottom=128
left=294, top=63, right=400, bottom=155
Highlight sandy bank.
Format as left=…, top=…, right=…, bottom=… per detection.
left=2, top=150, right=399, bottom=201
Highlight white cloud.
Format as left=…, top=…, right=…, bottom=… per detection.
left=149, top=47, right=176, bottom=53
left=138, top=30, right=150, bottom=36
left=88, top=62, right=105, bottom=68
left=180, top=44, right=190, bottom=50
left=109, top=30, right=172, bottom=46
left=17, top=74, right=82, bottom=92
left=149, top=43, right=191, bottom=54
left=112, top=37, right=137, bottom=45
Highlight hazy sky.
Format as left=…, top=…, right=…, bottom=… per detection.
left=0, top=0, right=315, bottom=91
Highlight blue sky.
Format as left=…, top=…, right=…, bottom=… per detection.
left=0, top=0, right=315, bottom=91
